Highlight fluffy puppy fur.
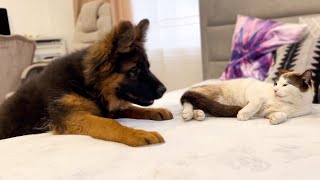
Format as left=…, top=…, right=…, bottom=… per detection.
left=0, top=19, right=173, bottom=147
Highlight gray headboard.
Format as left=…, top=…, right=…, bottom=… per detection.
left=200, top=0, right=320, bottom=79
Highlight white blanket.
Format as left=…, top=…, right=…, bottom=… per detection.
left=1, top=80, right=320, bottom=180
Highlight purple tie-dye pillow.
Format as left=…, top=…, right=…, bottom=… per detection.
left=220, top=15, right=307, bottom=80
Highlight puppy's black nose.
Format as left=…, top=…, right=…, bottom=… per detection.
left=156, top=86, right=166, bottom=98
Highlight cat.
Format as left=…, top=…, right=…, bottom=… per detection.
left=180, top=70, right=314, bottom=125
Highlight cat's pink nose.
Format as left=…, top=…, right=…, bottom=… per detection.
left=273, top=89, right=278, bottom=93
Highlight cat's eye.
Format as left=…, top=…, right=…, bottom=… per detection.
left=283, top=84, right=287, bottom=87
left=274, top=82, right=277, bottom=86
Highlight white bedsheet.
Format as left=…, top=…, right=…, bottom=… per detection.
left=1, top=80, right=320, bottom=180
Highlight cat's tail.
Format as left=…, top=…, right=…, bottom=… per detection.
left=180, top=90, right=241, bottom=117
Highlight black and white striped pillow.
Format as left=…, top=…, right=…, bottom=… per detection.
left=265, top=37, right=320, bottom=103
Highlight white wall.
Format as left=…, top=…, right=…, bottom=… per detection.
left=47, top=0, right=74, bottom=52
left=149, top=52, right=203, bottom=91
left=132, top=0, right=203, bottom=91
left=0, top=0, right=74, bottom=52
left=0, top=0, right=203, bottom=91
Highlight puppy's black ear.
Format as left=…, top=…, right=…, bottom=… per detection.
left=301, top=69, right=312, bottom=86
left=116, top=21, right=135, bottom=53
left=135, top=19, right=149, bottom=42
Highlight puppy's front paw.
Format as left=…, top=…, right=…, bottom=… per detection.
left=237, top=110, right=252, bottom=121
left=148, top=108, right=173, bottom=121
left=123, top=129, right=165, bottom=147
left=182, top=109, right=193, bottom=121
left=269, top=112, right=287, bottom=125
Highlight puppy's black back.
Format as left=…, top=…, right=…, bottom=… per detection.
left=0, top=49, right=90, bottom=138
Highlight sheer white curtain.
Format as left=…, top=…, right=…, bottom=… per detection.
left=132, top=0, right=202, bottom=91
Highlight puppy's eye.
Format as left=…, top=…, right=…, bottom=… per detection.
left=283, top=84, right=287, bottom=87
left=274, top=82, right=277, bottom=86
left=129, top=66, right=140, bottom=75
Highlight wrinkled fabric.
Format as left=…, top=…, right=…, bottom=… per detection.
left=220, top=15, right=307, bottom=80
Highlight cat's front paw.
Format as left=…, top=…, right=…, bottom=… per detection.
left=269, top=112, right=287, bottom=125
left=237, top=110, right=252, bottom=121
left=182, top=109, right=193, bottom=121
left=193, top=110, right=205, bottom=121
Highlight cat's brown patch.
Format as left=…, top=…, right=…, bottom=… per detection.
left=282, top=70, right=313, bottom=92
left=181, top=90, right=241, bottom=117
left=279, top=69, right=290, bottom=75
left=191, top=85, right=222, bottom=98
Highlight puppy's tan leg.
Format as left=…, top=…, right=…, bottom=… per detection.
left=56, top=113, right=164, bottom=146
left=50, top=94, right=164, bottom=147
left=116, top=106, right=173, bottom=120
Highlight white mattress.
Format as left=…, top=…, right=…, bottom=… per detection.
left=1, top=79, right=320, bottom=180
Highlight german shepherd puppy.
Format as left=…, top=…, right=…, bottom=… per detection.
left=0, top=19, right=173, bottom=147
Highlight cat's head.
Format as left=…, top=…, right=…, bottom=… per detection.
left=273, top=69, right=314, bottom=102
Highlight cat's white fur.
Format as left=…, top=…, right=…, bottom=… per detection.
left=182, top=102, right=205, bottom=121
left=182, top=76, right=314, bottom=124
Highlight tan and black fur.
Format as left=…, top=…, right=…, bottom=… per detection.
left=0, top=19, right=173, bottom=147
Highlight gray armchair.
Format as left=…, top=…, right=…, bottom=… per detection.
left=0, top=35, right=35, bottom=103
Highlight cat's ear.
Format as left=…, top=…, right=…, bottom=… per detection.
left=279, top=69, right=290, bottom=75
left=301, top=69, right=312, bottom=86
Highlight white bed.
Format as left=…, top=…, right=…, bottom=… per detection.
left=1, top=79, right=320, bottom=180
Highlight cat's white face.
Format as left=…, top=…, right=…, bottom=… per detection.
left=273, top=77, right=301, bottom=99
left=273, top=70, right=314, bottom=102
